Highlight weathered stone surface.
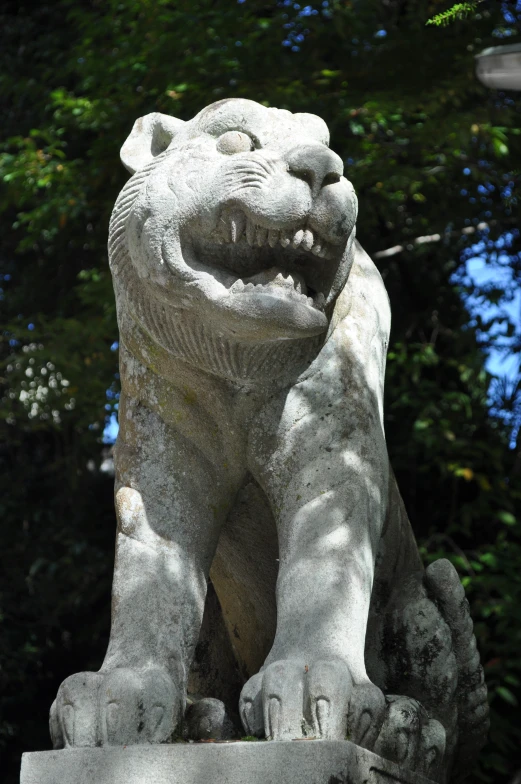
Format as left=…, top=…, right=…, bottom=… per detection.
left=184, top=698, right=238, bottom=741
left=40, top=98, right=488, bottom=783
left=21, top=741, right=437, bottom=784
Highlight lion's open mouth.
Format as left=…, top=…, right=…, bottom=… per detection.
left=184, top=207, right=346, bottom=313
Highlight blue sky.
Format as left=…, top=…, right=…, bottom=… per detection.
left=457, top=235, right=521, bottom=448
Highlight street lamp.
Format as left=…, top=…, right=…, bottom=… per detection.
left=476, top=43, right=521, bottom=90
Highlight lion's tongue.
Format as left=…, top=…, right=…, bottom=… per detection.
left=240, top=267, right=308, bottom=296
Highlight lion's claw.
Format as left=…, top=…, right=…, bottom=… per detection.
left=240, top=659, right=447, bottom=780
left=262, top=660, right=306, bottom=740
left=50, top=666, right=181, bottom=748
left=347, top=681, right=387, bottom=749
left=306, top=660, right=352, bottom=739
left=374, top=696, right=446, bottom=781
left=240, top=659, right=363, bottom=741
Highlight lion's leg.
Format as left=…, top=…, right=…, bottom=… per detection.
left=238, top=351, right=445, bottom=776
left=238, top=443, right=446, bottom=777
left=239, top=359, right=392, bottom=743
left=50, top=394, right=243, bottom=748
left=239, top=469, right=388, bottom=746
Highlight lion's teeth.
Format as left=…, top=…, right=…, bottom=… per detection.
left=246, top=220, right=256, bottom=246
left=244, top=282, right=255, bottom=292
left=292, top=276, right=304, bottom=294
left=301, top=229, right=314, bottom=251
left=213, top=215, right=329, bottom=255
left=280, top=231, right=291, bottom=248
left=230, top=212, right=246, bottom=243
left=274, top=273, right=304, bottom=295
left=243, top=268, right=307, bottom=297
left=291, top=229, right=304, bottom=248
left=230, top=279, right=245, bottom=293
left=256, top=227, right=268, bottom=247
left=268, top=229, right=279, bottom=248
left=314, top=292, right=326, bottom=309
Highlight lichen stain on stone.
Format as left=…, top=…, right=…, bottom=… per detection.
left=183, top=388, right=197, bottom=406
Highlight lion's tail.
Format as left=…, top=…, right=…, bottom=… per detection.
left=425, top=559, right=490, bottom=782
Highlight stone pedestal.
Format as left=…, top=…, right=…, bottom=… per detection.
left=21, top=740, right=436, bottom=784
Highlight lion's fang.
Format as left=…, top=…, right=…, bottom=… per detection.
left=230, top=212, right=246, bottom=243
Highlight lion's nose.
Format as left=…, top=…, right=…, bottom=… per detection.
left=286, top=144, right=344, bottom=198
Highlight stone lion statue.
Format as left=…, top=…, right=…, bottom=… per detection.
left=50, top=99, right=488, bottom=782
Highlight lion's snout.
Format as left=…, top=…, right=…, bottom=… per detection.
left=286, top=143, right=344, bottom=199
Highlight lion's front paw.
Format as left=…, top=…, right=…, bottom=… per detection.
left=239, top=659, right=386, bottom=743
left=375, top=695, right=446, bottom=782
left=50, top=667, right=182, bottom=748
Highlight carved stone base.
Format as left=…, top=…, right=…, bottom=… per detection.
left=21, top=740, right=436, bottom=784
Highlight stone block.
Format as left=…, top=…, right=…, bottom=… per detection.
left=21, top=740, right=436, bottom=784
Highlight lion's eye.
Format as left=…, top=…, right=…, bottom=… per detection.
left=217, top=131, right=254, bottom=155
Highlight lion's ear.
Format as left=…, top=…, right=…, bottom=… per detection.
left=120, top=113, right=185, bottom=174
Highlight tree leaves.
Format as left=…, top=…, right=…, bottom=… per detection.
left=0, top=1, right=520, bottom=781
left=426, top=2, right=485, bottom=28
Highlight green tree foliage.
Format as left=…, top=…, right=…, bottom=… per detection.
left=1, top=1, right=520, bottom=781
left=427, top=2, right=485, bottom=27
